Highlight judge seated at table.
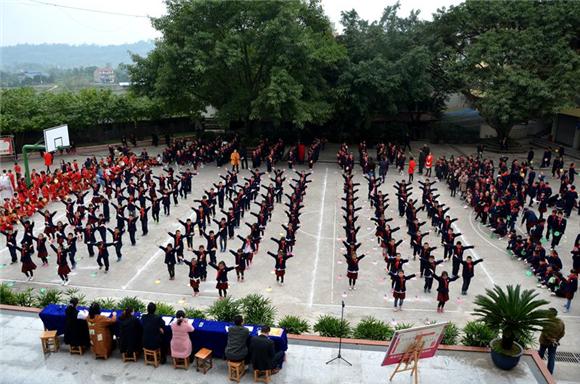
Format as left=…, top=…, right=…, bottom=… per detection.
left=141, top=302, right=167, bottom=364
left=119, top=307, right=143, bottom=357
left=225, top=315, right=250, bottom=363
left=64, top=298, right=90, bottom=350
left=86, top=302, right=117, bottom=359
left=249, top=326, right=285, bottom=374
left=170, top=310, right=194, bottom=362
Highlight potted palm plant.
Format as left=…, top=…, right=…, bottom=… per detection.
left=473, top=284, right=553, bottom=370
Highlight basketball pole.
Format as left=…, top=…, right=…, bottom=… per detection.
left=22, top=144, right=46, bottom=187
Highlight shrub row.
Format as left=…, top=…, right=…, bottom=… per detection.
left=1, top=284, right=503, bottom=346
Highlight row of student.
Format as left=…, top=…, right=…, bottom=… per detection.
left=64, top=300, right=285, bottom=373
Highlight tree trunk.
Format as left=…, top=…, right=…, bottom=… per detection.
left=490, top=123, right=513, bottom=141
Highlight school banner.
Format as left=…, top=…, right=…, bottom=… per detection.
left=0, top=136, right=15, bottom=156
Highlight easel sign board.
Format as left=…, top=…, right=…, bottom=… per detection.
left=0, top=136, right=15, bottom=156
left=43, top=125, right=70, bottom=152
left=382, top=322, right=448, bottom=366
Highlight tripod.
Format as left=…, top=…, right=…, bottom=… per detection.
left=326, top=300, right=352, bottom=366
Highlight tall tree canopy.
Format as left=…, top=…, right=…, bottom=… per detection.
left=334, top=4, right=449, bottom=132
left=129, top=0, right=345, bottom=128
left=0, top=88, right=159, bottom=133
left=431, top=0, right=580, bottom=139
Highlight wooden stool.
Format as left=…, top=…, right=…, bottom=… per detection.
left=194, top=348, right=213, bottom=374
left=40, top=330, right=59, bottom=353
left=94, top=350, right=111, bottom=360
left=172, top=356, right=189, bottom=370
left=228, top=360, right=246, bottom=382
left=122, top=352, right=138, bottom=362
left=253, top=370, right=271, bottom=383
left=69, top=345, right=84, bottom=355
left=143, top=348, right=161, bottom=367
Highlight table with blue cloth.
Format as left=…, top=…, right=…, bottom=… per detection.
left=39, top=304, right=288, bottom=358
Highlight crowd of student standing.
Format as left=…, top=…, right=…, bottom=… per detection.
left=438, top=149, right=578, bottom=312
left=337, top=142, right=485, bottom=312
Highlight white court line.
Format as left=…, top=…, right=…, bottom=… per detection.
left=330, top=178, right=337, bottom=304
left=306, top=302, right=460, bottom=314
left=467, top=211, right=512, bottom=255
left=452, top=222, right=495, bottom=285
left=1, top=277, right=220, bottom=300
left=308, top=167, right=328, bottom=308
left=121, top=210, right=196, bottom=290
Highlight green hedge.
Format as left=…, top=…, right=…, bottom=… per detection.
left=1, top=284, right=488, bottom=347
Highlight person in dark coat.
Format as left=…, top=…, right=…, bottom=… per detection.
left=249, top=326, right=284, bottom=373
left=119, top=307, right=143, bottom=357
left=63, top=298, right=90, bottom=349
left=225, top=315, right=250, bottom=362
left=141, top=302, right=167, bottom=364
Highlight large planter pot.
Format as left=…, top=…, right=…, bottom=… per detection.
left=490, top=338, right=524, bottom=370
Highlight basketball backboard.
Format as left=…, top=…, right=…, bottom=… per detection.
left=43, top=124, right=70, bottom=152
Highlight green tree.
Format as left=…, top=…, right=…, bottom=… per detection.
left=0, top=87, right=158, bottom=135
left=431, top=0, right=580, bottom=140
left=334, top=4, right=447, bottom=133
left=129, top=0, right=345, bottom=129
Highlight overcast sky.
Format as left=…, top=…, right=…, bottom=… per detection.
left=0, top=0, right=462, bottom=47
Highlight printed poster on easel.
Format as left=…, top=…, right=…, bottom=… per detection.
left=382, top=322, right=448, bottom=366
left=382, top=322, right=448, bottom=384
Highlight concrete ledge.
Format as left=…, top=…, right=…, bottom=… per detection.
left=0, top=303, right=41, bottom=313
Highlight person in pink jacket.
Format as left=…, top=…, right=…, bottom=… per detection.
left=170, top=310, right=194, bottom=361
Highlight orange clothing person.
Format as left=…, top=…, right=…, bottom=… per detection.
left=425, top=153, right=433, bottom=177
left=408, top=157, right=416, bottom=183
left=230, top=150, right=241, bottom=171
left=86, top=303, right=117, bottom=359
left=43, top=152, right=53, bottom=172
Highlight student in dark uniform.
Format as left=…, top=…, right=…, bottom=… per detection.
left=451, top=242, right=474, bottom=277
left=432, top=271, right=458, bottom=312
left=1, top=228, right=18, bottom=263
left=159, top=243, right=176, bottom=280
left=344, top=251, right=365, bottom=290
left=461, top=256, right=484, bottom=295
left=230, top=248, right=247, bottom=282
left=107, top=227, right=124, bottom=261
left=268, top=250, right=294, bottom=286
left=390, top=269, right=415, bottom=311
left=168, top=230, right=184, bottom=263
left=15, top=243, right=36, bottom=281
left=51, top=243, right=71, bottom=285
left=421, top=255, right=443, bottom=293
left=209, top=260, right=236, bottom=298
left=83, top=224, right=97, bottom=257
left=32, top=233, right=49, bottom=265
left=93, top=241, right=114, bottom=273
left=179, top=218, right=195, bottom=250
left=183, top=257, right=202, bottom=296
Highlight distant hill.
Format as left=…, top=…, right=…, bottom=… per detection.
left=0, top=41, right=154, bottom=70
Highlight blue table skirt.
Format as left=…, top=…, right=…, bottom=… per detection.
left=39, top=304, right=287, bottom=358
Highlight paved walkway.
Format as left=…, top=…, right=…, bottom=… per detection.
left=0, top=310, right=555, bottom=384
